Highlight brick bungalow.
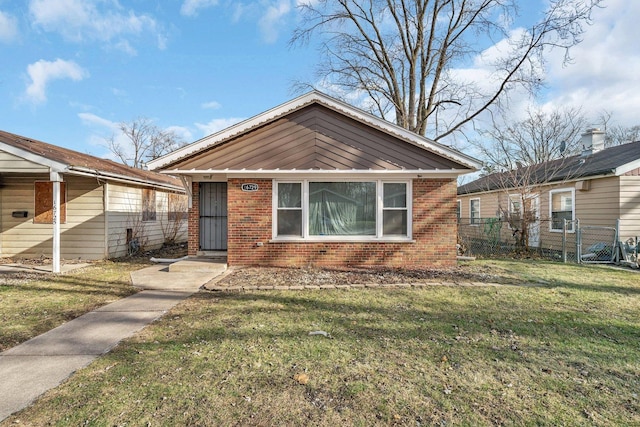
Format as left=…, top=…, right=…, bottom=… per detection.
left=147, top=91, right=481, bottom=268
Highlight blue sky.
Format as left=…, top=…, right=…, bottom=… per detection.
left=1, top=0, right=639, bottom=160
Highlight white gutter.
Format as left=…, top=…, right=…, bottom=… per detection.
left=67, top=166, right=184, bottom=192
left=157, top=168, right=476, bottom=178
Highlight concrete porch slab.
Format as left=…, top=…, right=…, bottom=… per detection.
left=130, top=259, right=227, bottom=291
left=168, top=258, right=227, bottom=273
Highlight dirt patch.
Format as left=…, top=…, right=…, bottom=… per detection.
left=112, top=243, right=188, bottom=263
left=214, top=263, right=515, bottom=288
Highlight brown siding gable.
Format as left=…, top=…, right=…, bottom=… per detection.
left=164, top=104, right=467, bottom=171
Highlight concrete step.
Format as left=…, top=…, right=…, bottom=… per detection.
left=168, top=258, right=227, bottom=273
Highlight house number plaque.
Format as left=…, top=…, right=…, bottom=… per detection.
left=241, top=183, right=259, bottom=192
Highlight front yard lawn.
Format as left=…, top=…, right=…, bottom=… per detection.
left=3, top=260, right=640, bottom=425
left=0, top=260, right=143, bottom=351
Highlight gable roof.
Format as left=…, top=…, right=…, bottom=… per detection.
left=0, top=130, right=184, bottom=191
left=458, top=140, right=640, bottom=195
left=148, top=91, right=482, bottom=174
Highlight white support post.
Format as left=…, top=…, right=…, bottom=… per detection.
left=50, top=171, right=62, bottom=274
left=180, top=175, right=193, bottom=209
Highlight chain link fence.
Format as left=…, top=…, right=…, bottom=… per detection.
left=458, top=217, right=571, bottom=261
left=457, top=218, right=638, bottom=266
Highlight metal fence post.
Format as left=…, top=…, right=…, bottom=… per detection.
left=562, top=219, right=567, bottom=263
left=615, top=219, right=621, bottom=263
left=576, top=219, right=581, bottom=264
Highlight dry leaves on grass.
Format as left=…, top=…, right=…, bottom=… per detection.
left=215, top=264, right=511, bottom=288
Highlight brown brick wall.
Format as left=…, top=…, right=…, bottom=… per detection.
left=221, top=178, right=457, bottom=268
left=187, top=182, right=200, bottom=256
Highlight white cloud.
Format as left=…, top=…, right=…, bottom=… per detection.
left=201, top=100, right=222, bottom=109
left=25, top=58, right=88, bottom=104
left=542, top=0, right=640, bottom=127
left=258, top=0, right=291, bottom=43
left=196, top=117, right=245, bottom=136
left=166, top=125, right=193, bottom=141
left=180, top=0, right=219, bottom=17
left=0, top=10, right=18, bottom=43
left=78, top=112, right=118, bottom=130
left=28, top=0, right=164, bottom=52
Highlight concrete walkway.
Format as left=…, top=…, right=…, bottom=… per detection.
left=0, top=258, right=226, bottom=422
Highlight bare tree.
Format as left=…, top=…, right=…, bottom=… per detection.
left=598, top=111, right=640, bottom=147
left=291, top=0, right=601, bottom=140
left=475, top=105, right=587, bottom=172
left=471, top=155, right=586, bottom=254
left=107, top=117, right=184, bottom=169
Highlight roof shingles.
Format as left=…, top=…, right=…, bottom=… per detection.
left=458, top=141, right=640, bottom=195
left=0, top=130, right=182, bottom=189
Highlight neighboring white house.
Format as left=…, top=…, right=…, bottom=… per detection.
left=0, top=130, right=188, bottom=272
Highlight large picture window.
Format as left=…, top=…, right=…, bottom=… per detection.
left=274, top=180, right=411, bottom=240
left=550, top=188, right=574, bottom=232
left=309, top=182, right=376, bottom=235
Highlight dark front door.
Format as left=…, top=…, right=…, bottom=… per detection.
left=199, top=182, right=228, bottom=251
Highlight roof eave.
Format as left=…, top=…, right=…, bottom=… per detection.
left=0, top=141, right=69, bottom=172
left=615, top=158, right=640, bottom=176
left=68, top=166, right=184, bottom=192
left=157, top=168, right=475, bottom=179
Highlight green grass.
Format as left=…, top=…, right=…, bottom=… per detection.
left=0, top=260, right=143, bottom=351
left=3, top=260, right=640, bottom=426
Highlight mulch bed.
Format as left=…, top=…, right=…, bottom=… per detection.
left=212, top=264, right=513, bottom=288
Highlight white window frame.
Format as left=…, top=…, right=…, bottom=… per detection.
left=470, top=198, right=481, bottom=226
left=275, top=181, right=303, bottom=236
left=549, top=188, right=575, bottom=233
left=506, top=194, right=522, bottom=230
left=272, top=179, right=412, bottom=242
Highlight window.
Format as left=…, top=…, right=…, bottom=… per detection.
left=310, top=182, right=376, bottom=235
left=142, top=188, right=156, bottom=222
left=34, top=181, right=67, bottom=224
left=456, top=200, right=461, bottom=222
left=277, top=182, right=302, bottom=236
left=274, top=180, right=410, bottom=240
left=509, top=195, right=521, bottom=220
left=383, top=183, right=408, bottom=236
left=550, top=188, right=574, bottom=232
left=470, top=198, right=480, bottom=225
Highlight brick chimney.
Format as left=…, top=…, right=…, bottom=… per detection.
left=581, top=128, right=606, bottom=156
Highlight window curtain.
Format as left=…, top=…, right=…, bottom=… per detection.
left=309, top=182, right=375, bottom=235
